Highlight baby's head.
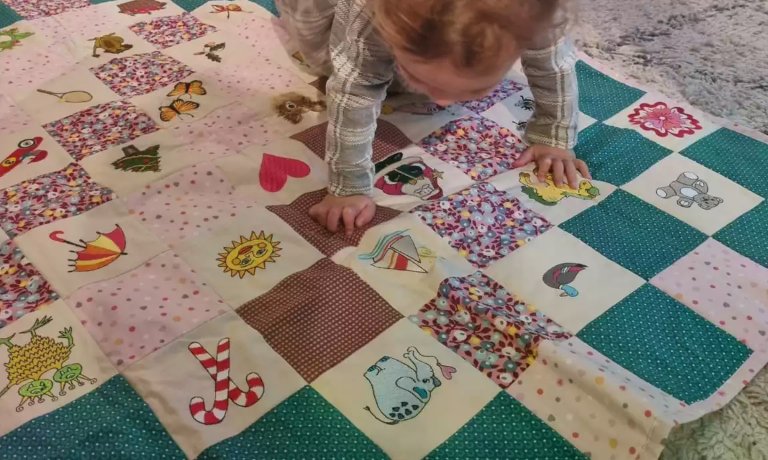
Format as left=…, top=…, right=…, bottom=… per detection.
left=373, top=0, right=562, bottom=105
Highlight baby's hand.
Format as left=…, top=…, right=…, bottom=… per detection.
left=512, top=144, right=591, bottom=189
left=309, top=194, right=376, bottom=236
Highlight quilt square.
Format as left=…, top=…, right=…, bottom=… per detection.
left=652, top=239, right=768, bottom=354
left=622, top=153, right=764, bottom=235
left=0, top=163, right=115, bottom=238
left=0, top=239, right=60, bottom=330
left=267, top=189, right=401, bottom=258
left=460, top=78, right=526, bottom=114
left=128, top=13, right=217, bottom=49
left=42, top=100, right=159, bottom=161
left=479, top=88, right=537, bottom=135
left=0, top=25, right=74, bottom=95
left=715, top=200, right=768, bottom=267
left=380, top=95, right=476, bottom=143
left=575, top=60, right=645, bottom=121
left=681, top=128, right=768, bottom=198
left=411, top=182, right=553, bottom=269
left=485, top=228, right=645, bottom=333
left=2, top=0, right=89, bottom=20
left=418, top=115, right=527, bottom=181
left=0, top=376, right=183, bottom=458
left=410, top=271, right=571, bottom=389
left=429, top=392, right=584, bottom=459
left=577, top=284, right=752, bottom=404
left=237, top=258, right=402, bottom=382
left=290, top=119, right=413, bottom=163
left=560, top=190, right=707, bottom=279
left=199, top=387, right=385, bottom=459
left=312, top=319, right=499, bottom=460
left=90, top=51, right=193, bottom=97
left=574, top=122, right=673, bottom=186
left=0, top=129, right=74, bottom=191
left=122, top=312, right=306, bottom=458
left=68, top=251, right=229, bottom=369
left=0, top=300, right=118, bottom=437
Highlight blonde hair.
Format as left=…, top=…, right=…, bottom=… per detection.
left=373, top=0, right=562, bottom=71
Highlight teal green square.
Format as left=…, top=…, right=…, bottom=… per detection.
left=560, top=190, right=707, bottom=279
left=250, top=0, right=278, bottom=15
left=199, top=386, right=385, bottom=459
left=428, top=392, right=585, bottom=459
left=576, top=61, right=645, bottom=121
left=0, top=2, right=23, bottom=28
left=578, top=284, right=751, bottom=403
left=715, top=201, right=768, bottom=267
left=574, top=123, right=672, bottom=185
left=0, top=376, right=184, bottom=459
left=681, top=128, right=768, bottom=198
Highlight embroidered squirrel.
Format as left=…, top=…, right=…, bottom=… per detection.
left=272, top=92, right=326, bottom=124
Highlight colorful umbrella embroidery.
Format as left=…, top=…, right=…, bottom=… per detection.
left=49, top=225, right=128, bottom=272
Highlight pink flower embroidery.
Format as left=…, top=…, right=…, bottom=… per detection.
left=628, top=102, right=702, bottom=138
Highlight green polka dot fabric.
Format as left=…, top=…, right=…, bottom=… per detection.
left=574, top=123, right=673, bottom=185
left=682, top=128, right=768, bottom=198
left=428, top=392, right=586, bottom=460
left=576, top=61, right=646, bottom=121
left=199, top=387, right=386, bottom=459
left=715, top=201, right=768, bottom=266
left=0, top=377, right=184, bottom=459
left=560, top=190, right=708, bottom=279
left=578, top=284, right=752, bottom=403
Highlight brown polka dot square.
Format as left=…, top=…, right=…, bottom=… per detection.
left=237, top=258, right=402, bottom=381
left=289, top=120, right=413, bottom=162
left=267, top=189, right=401, bottom=257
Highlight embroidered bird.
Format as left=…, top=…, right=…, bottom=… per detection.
left=542, top=263, right=587, bottom=297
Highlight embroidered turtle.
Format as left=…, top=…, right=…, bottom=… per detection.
left=0, top=316, right=96, bottom=412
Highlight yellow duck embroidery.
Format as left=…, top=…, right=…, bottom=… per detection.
left=519, top=171, right=600, bottom=206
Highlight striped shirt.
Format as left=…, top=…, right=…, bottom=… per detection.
left=276, top=0, right=579, bottom=196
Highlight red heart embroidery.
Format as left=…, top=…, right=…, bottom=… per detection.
left=259, top=153, right=311, bottom=192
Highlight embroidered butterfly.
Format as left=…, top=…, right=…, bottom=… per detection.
left=211, top=4, right=247, bottom=19
left=159, top=98, right=199, bottom=122
left=167, top=80, right=207, bottom=98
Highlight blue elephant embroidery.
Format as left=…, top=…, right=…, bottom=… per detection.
left=363, top=346, right=456, bottom=424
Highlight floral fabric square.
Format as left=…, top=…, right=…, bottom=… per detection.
left=43, top=101, right=158, bottom=161
left=461, top=79, right=525, bottom=113
left=410, top=271, right=570, bottom=388
left=0, top=239, right=60, bottom=329
left=418, top=116, right=526, bottom=180
left=2, top=0, right=89, bottom=19
left=412, top=182, right=552, bottom=268
left=129, top=13, right=217, bottom=49
left=90, top=51, right=194, bottom=97
left=0, top=163, right=115, bottom=238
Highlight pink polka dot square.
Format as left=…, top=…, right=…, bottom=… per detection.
left=125, top=163, right=256, bottom=244
left=69, top=251, right=229, bottom=369
left=652, top=239, right=768, bottom=353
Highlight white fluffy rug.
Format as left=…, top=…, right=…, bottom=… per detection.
left=572, top=0, right=768, bottom=134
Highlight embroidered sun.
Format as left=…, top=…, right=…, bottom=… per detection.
left=217, top=231, right=281, bottom=278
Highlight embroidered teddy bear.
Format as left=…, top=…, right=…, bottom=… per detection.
left=656, top=172, right=723, bottom=210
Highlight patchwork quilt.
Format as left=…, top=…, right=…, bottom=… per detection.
left=1, top=1, right=768, bottom=459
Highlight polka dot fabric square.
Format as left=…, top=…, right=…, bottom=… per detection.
left=237, top=258, right=402, bottom=381
left=560, top=190, right=707, bottom=279
left=715, top=200, right=768, bottom=267
left=290, top=120, right=413, bottom=163
left=574, top=122, right=673, bottom=186
left=652, top=239, right=768, bottom=354
left=418, top=116, right=526, bottom=181
left=411, top=182, right=553, bottom=269
left=576, top=60, right=645, bottom=121
left=577, top=284, right=752, bottom=404
left=267, top=189, right=401, bottom=258
left=428, top=392, right=585, bottom=459
left=128, top=13, right=217, bottom=49
left=198, top=387, right=385, bottom=459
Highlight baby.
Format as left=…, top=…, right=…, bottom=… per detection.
left=276, top=0, right=591, bottom=234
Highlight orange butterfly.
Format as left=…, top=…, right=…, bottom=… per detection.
left=159, top=98, right=199, bottom=122
left=167, top=80, right=207, bottom=98
left=211, top=4, right=246, bottom=18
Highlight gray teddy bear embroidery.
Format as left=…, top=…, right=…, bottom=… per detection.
left=656, top=172, right=723, bottom=210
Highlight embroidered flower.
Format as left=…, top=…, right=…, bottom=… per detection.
left=628, top=102, right=702, bottom=138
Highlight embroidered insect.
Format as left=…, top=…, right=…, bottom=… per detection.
left=211, top=4, right=249, bottom=19
left=194, top=42, right=226, bottom=63
left=89, top=33, right=133, bottom=58
left=166, top=80, right=207, bottom=98
left=515, top=96, right=535, bottom=111
left=159, top=99, right=200, bottom=122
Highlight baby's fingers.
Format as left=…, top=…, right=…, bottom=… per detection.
left=537, top=158, right=552, bottom=182
left=342, top=207, right=356, bottom=236
left=565, top=161, right=579, bottom=189
left=575, top=159, right=592, bottom=180
left=552, top=161, right=565, bottom=187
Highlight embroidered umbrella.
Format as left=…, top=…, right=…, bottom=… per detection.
left=49, top=225, right=128, bottom=272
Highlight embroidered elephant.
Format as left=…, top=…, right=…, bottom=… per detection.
left=656, top=172, right=723, bottom=210
left=363, top=346, right=456, bottom=425
left=519, top=171, right=600, bottom=206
